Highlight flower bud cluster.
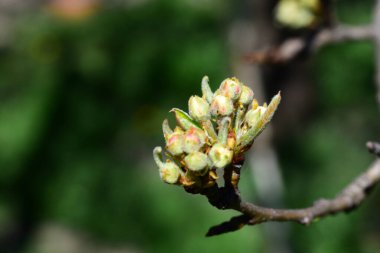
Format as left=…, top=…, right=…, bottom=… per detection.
left=154, top=76, right=281, bottom=192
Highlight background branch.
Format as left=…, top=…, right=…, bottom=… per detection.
left=245, top=25, right=374, bottom=64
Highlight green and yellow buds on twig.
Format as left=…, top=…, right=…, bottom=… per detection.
left=154, top=76, right=281, bottom=191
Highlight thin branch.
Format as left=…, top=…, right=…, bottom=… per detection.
left=205, top=145, right=380, bottom=236
left=245, top=25, right=374, bottom=64
left=206, top=214, right=251, bottom=237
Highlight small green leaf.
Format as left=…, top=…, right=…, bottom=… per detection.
left=170, top=108, right=202, bottom=130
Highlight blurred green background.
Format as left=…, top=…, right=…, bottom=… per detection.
left=0, top=0, right=379, bottom=252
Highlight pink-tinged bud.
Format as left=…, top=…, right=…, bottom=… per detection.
left=239, top=85, right=254, bottom=105
left=183, top=127, right=207, bottom=153
left=166, top=131, right=184, bottom=156
left=188, top=95, right=210, bottom=122
left=245, top=106, right=266, bottom=127
left=219, top=77, right=242, bottom=101
left=184, top=151, right=209, bottom=174
left=210, top=95, right=234, bottom=117
left=159, top=160, right=181, bottom=184
left=208, top=143, right=233, bottom=169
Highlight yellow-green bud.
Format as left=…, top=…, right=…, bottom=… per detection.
left=219, top=78, right=242, bottom=101
left=245, top=106, right=266, bottom=127
left=239, top=85, right=254, bottom=105
left=275, top=0, right=316, bottom=29
left=166, top=131, right=184, bottom=156
left=159, top=160, right=181, bottom=184
left=184, top=151, right=209, bottom=173
left=153, top=147, right=180, bottom=184
left=189, top=95, right=210, bottom=122
left=183, top=127, right=206, bottom=153
left=208, top=143, right=233, bottom=169
left=210, top=95, right=234, bottom=117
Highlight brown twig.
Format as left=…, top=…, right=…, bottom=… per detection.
left=246, top=25, right=374, bottom=64
left=205, top=144, right=380, bottom=236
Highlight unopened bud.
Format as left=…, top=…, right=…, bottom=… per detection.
left=210, top=95, right=234, bottom=117
left=159, top=160, right=181, bottom=184
left=208, top=143, right=233, bottom=169
left=153, top=147, right=180, bottom=184
left=183, top=127, right=206, bottom=153
left=245, top=106, right=266, bottom=127
left=184, top=151, right=209, bottom=174
left=219, top=77, right=242, bottom=101
left=239, top=85, right=254, bottom=105
left=189, top=95, right=210, bottom=122
left=166, top=131, right=184, bottom=156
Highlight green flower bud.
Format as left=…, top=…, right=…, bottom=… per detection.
left=183, top=127, right=207, bottom=153
left=245, top=106, right=266, bottom=128
left=239, top=85, right=254, bottom=105
left=153, top=147, right=180, bottom=184
left=210, top=95, right=234, bottom=117
left=219, top=77, right=242, bottom=101
left=184, top=151, right=209, bottom=174
left=189, top=95, right=210, bottom=122
left=159, top=160, right=180, bottom=184
left=166, top=131, right=184, bottom=156
left=275, top=0, right=316, bottom=29
left=208, top=143, right=233, bottom=169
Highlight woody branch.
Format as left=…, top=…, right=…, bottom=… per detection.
left=205, top=144, right=380, bottom=236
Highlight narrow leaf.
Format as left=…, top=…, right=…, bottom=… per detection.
left=170, top=108, right=202, bottom=130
